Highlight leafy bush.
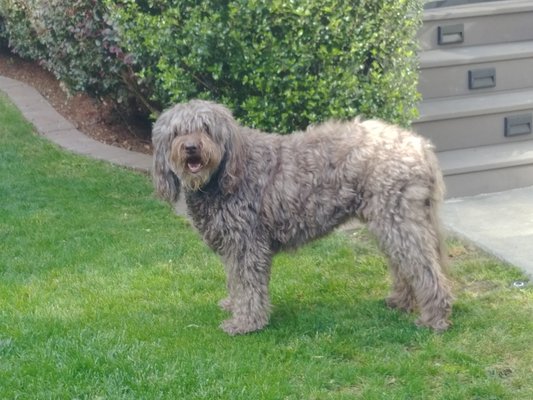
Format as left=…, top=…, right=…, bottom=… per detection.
left=0, top=0, right=133, bottom=104
left=0, top=14, right=8, bottom=48
left=108, top=0, right=422, bottom=132
left=1, top=0, right=422, bottom=133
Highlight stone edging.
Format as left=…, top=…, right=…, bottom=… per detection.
left=0, top=75, right=152, bottom=172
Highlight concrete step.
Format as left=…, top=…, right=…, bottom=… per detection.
left=419, top=0, right=533, bottom=51
left=425, top=0, right=506, bottom=8
left=438, top=140, right=533, bottom=197
left=414, top=88, right=533, bottom=151
left=419, top=41, right=533, bottom=99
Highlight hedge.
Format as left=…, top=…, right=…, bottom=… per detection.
left=0, top=0, right=143, bottom=111
left=1, top=0, right=422, bottom=133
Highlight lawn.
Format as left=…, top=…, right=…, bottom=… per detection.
left=1, top=94, right=532, bottom=399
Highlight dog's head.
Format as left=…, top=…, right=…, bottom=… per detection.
left=152, top=100, right=243, bottom=201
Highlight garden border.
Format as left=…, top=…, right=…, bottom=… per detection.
left=0, top=75, right=152, bottom=172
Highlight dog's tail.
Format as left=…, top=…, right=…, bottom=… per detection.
left=425, top=143, right=449, bottom=273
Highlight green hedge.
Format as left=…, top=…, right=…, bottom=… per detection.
left=0, top=0, right=136, bottom=106
left=1, top=0, right=422, bottom=133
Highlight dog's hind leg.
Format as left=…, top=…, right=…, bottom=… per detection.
left=385, top=262, right=416, bottom=313
left=368, top=189, right=452, bottom=332
left=220, top=246, right=273, bottom=335
left=404, top=239, right=452, bottom=333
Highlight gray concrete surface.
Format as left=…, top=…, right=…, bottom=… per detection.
left=1, top=75, right=531, bottom=279
left=442, top=187, right=533, bottom=278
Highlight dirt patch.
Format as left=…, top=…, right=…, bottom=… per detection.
left=0, top=48, right=153, bottom=155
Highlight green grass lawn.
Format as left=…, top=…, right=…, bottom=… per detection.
left=1, top=94, right=532, bottom=399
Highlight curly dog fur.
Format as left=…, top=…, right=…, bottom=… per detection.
left=152, top=100, right=453, bottom=335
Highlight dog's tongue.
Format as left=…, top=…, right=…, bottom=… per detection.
left=188, top=161, right=203, bottom=173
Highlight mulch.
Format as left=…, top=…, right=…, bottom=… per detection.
left=0, top=48, right=153, bottom=154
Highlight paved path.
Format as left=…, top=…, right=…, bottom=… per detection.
left=442, top=187, right=533, bottom=278
left=1, top=75, right=532, bottom=279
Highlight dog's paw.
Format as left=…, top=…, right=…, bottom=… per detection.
left=415, top=317, right=451, bottom=333
left=218, top=298, right=234, bottom=312
left=220, top=317, right=267, bottom=336
left=385, top=296, right=415, bottom=313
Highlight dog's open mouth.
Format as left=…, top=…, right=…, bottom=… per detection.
left=187, top=157, right=203, bottom=173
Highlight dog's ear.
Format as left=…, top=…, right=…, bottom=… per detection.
left=220, top=133, right=243, bottom=195
left=152, top=111, right=181, bottom=203
left=208, top=104, right=244, bottom=195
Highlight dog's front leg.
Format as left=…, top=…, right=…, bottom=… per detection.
left=220, top=249, right=272, bottom=335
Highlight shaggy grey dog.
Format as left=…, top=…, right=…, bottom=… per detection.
left=152, top=100, right=452, bottom=335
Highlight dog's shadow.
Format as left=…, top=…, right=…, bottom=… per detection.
left=267, top=297, right=431, bottom=347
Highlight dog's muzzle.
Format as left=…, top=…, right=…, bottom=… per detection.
left=184, top=142, right=203, bottom=173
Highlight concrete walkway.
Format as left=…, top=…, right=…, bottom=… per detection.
left=1, top=75, right=532, bottom=279
left=442, top=187, right=533, bottom=278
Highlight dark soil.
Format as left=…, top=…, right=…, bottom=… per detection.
left=0, top=48, right=153, bottom=154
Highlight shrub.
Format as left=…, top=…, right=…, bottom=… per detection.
left=0, top=14, right=8, bottom=48
left=0, top=0, right=133, bottom=105
left=107, top=0, right=422, bottom=132
left=1, top=0, right=422, bottom=133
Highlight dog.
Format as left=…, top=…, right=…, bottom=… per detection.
left=152, top=100, right=452, bottom=335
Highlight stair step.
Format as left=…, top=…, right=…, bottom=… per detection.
left=419, top=40, right=533, bottom=69
left=425, top=0, right=506, bottom=9
left=414, top=89, right=533, bottom=151
left=419, top=0, right=533, bottom=51
left=423, top=0, right=533, bottom=20
left=418, top=0, right=533, bottom=196
left=419, top=41, right=533, bottom=99
left=438, top=140, right=533, bottom=197
left=417, top=88, right=533, bottom=122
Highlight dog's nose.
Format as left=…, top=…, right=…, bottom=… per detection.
left=184, top=143, right=198, bottom=154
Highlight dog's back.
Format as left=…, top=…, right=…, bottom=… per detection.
left=247, top=119, right=442, bottom=249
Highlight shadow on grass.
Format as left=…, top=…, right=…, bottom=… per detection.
left=268, top=297, right=431, bottom=345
